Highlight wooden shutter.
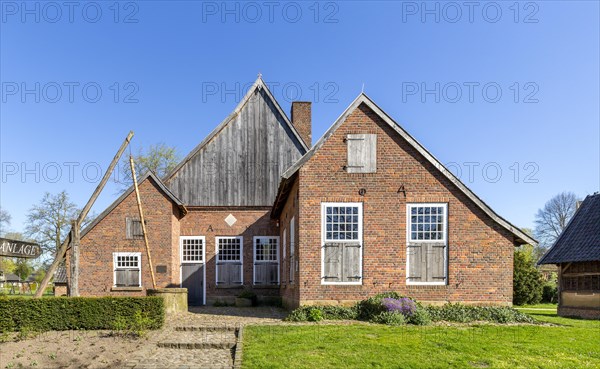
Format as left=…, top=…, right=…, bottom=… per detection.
left=115, top=269, right=138, bottom=287
left=266, top=262, right=278, bottom=284
left=216, top=263, right=226, bottom=285
left=347, top=134, right=377, bottom=173
left=125, top=217, right=133, bottom=239
left=323, top=243, right=342, bottom=282
left=428, top=245, right=446, bottom=282
left=254, top=263, right=267, bottom=285
left=126, top=217, right=143, bottom=239
left=407, top=244, right=423, bottom=282
left=342, top=243, right=362, bottom=282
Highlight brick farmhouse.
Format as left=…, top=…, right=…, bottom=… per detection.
left=75, top=76, right=536, bottom=308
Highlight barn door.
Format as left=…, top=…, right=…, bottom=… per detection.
left=180, top=236, right=205, bottom=305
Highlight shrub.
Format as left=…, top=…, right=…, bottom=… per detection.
left=285, top=305, right=358, bottom=322
left=111, top=310, right=154, bottom=338
left=370, top=311, right=405, bottom=326
left=237, top=290, right=258, bottom=306
left=425, top=303, right=535, bottom=324
left=356, top=292, right=402, bottom=320
left=0, top=296, right=164, bottom=332
left=513, top=246, right=543, bottom=305
left=406, top=307, right=431, bottom=325
left=381, top=297, right=417, bottom=317
left=542, top=283, right=558, bottom=303
left=308, top=308, right=324, bottom=322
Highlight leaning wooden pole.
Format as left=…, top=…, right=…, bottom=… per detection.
left=35, top=131, right=134, bottom=298
left=69, top=220, right=80, bottom=297
left=129, top=155, right=157, bottom=289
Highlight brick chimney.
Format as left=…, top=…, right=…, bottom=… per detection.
left=291, top=101, right=312, bottom=148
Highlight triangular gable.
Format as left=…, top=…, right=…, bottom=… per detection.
left=164, top=76, right=308, bottom=206
left=81, top=171, right=186, bottom=238
left=274, top=93, right=537, bottom=246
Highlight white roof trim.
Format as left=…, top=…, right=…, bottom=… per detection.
left=280, top=93, right=537, bottom=246
left=165, top=76, right=309, bottom=183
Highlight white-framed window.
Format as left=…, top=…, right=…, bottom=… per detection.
left=321, top=202, right=363, bottom=285
left=180, top=236, right=205, bottom=263
left=289, top=217, right=295, bottom=284
left=253, top=236, right=280, bottom=285
left=406, top=203, right=448, bottom=285
left=113, top=252, right=141, bottom=287
left=215, top=236, right=243, bottom=286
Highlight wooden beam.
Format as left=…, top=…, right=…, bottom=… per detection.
left=129, top=155, right=157, bottom=289
left=34, top=131, right=134, bottom=298
left=69, top=220, right=80, bottom=297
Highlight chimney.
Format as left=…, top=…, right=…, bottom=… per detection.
left=291, top=101, right=312, bottom=148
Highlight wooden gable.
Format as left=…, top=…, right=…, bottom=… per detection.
left=166, top=79, right=307, bottom=207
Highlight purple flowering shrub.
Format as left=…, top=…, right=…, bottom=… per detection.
left=381, top=297, right=417, bottom=317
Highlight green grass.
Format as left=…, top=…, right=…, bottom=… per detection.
left=243, top=314, right=600, bottom=369
left=515, top=303, right=558, bottom=310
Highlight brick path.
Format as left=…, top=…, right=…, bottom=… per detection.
left=123, top=307, right=287, bottom=369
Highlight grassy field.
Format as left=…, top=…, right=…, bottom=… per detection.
left=242, top=307, right=600, bottom=369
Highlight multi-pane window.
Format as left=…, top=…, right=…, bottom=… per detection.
left=113, top=252, right=141, bottom=287
left=406, top=203, right=448, bottom=285
left=253, top=237, right=279, bottom=285
left=181, top=237, right=204, bottom=262
left=325, top=206, right=360, bottom=241
left=216, top=237, right=243, bottom=286
left=289, top=217, right=295, bottom=283
left=321, top=203, right=363, bottom=285
left=217, top=237, right=241, bottom=261
left=409, top=205, right=446, bottom=242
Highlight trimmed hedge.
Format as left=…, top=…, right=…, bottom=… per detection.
left=0, top=296, right=164, bottom=332
left=285, top=305, right=358, bottom=322
left=425, top=303, right=535, bottom=324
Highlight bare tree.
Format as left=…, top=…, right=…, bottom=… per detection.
left=24, top=191, right=92, bottom=259
left=0, top=207, right=11, bottom=236
left=534, top=191, right=579, bottom=248
left=116, top=143, right=180, bottom=192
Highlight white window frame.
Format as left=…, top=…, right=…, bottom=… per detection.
left=253, top=236, right=280, bottom=285
left=215, top=236, right=244, bottom=285
left=289, top=217, right=295, bottom=284
left=180, top=236, right=206, bottom=264
left=179, top=236, right=206, bottom=305
left=320, top=202, right=363, bottom=285
left=406, top=203, right=448, bottom=286
left=113, top=252, right=142, bottom=287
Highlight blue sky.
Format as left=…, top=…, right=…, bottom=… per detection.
left=1, top=1, right=599, bottom=234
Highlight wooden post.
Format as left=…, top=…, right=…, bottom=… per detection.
left=69, top=220, right=80, bottom=297
left=129, top=155, right=157, bottom=289
left=35, top=131, right=134, bottom=298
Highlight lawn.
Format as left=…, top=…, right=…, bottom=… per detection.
left=242, top=310, right=600, bottom=369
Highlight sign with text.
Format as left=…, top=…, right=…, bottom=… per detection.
left=0, top=238, right=42, bottom=258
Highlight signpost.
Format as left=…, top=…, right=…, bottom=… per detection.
left=0, top=238, right=42, bottom=259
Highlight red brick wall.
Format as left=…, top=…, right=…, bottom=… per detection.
left=291, top=102, right=312, bottom=147
left=78, top=178, right=182, bottom=296
left=278, top=179, right=301, bottom=308
left=295, top=102, right=516, bottom=306
left=179, top=208, right=280, bottom=304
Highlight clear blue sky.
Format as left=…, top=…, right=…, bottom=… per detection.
left=1, top=1, right=599, bottom=234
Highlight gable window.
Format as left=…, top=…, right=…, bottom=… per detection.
left=253, top=237, right=279, bottom=285
left=406, top=204, right=448, bottom=285
left=113, top=252, right=141, bottom=287
left=125, top=217, right=144, bottom=239
left=289, top=217, right=296, bottom=284
left=346, top=134, right=377, bottom=173
left=321, top=203, right=363, bottom=285
left=216, top=236, right=243, bottom=286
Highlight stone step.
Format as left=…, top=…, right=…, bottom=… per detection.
left=157, top=330, right=238, bottom=350
left=175, top=326, right=239, bottom=333
left=125, top=347, right=234, bottom=369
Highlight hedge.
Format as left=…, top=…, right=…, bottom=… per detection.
left=0, top=296, right=164, bottom=332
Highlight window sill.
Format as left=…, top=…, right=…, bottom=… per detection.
left=252, top=284, right=280, bottom=289
left=216, top=285, right=244, bottom=289
left=111, top=287, right=143, bottom=292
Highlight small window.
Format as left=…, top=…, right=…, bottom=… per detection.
left=289, top=217, right=296, bottom=284
left=126, top=217, right=144, bottom=239
left=253, top=237, right=279, bottom=285
left=406, top=203, right=448, bottom=285
left=346, top=134, right=377, bottom=173
left=321, top=203, right=363, bottom=285
left=113, top=252, right=141, bottom=287
left=216, top=237, right=243, bottom=286
left=181, top=236, right=204, bottom=263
